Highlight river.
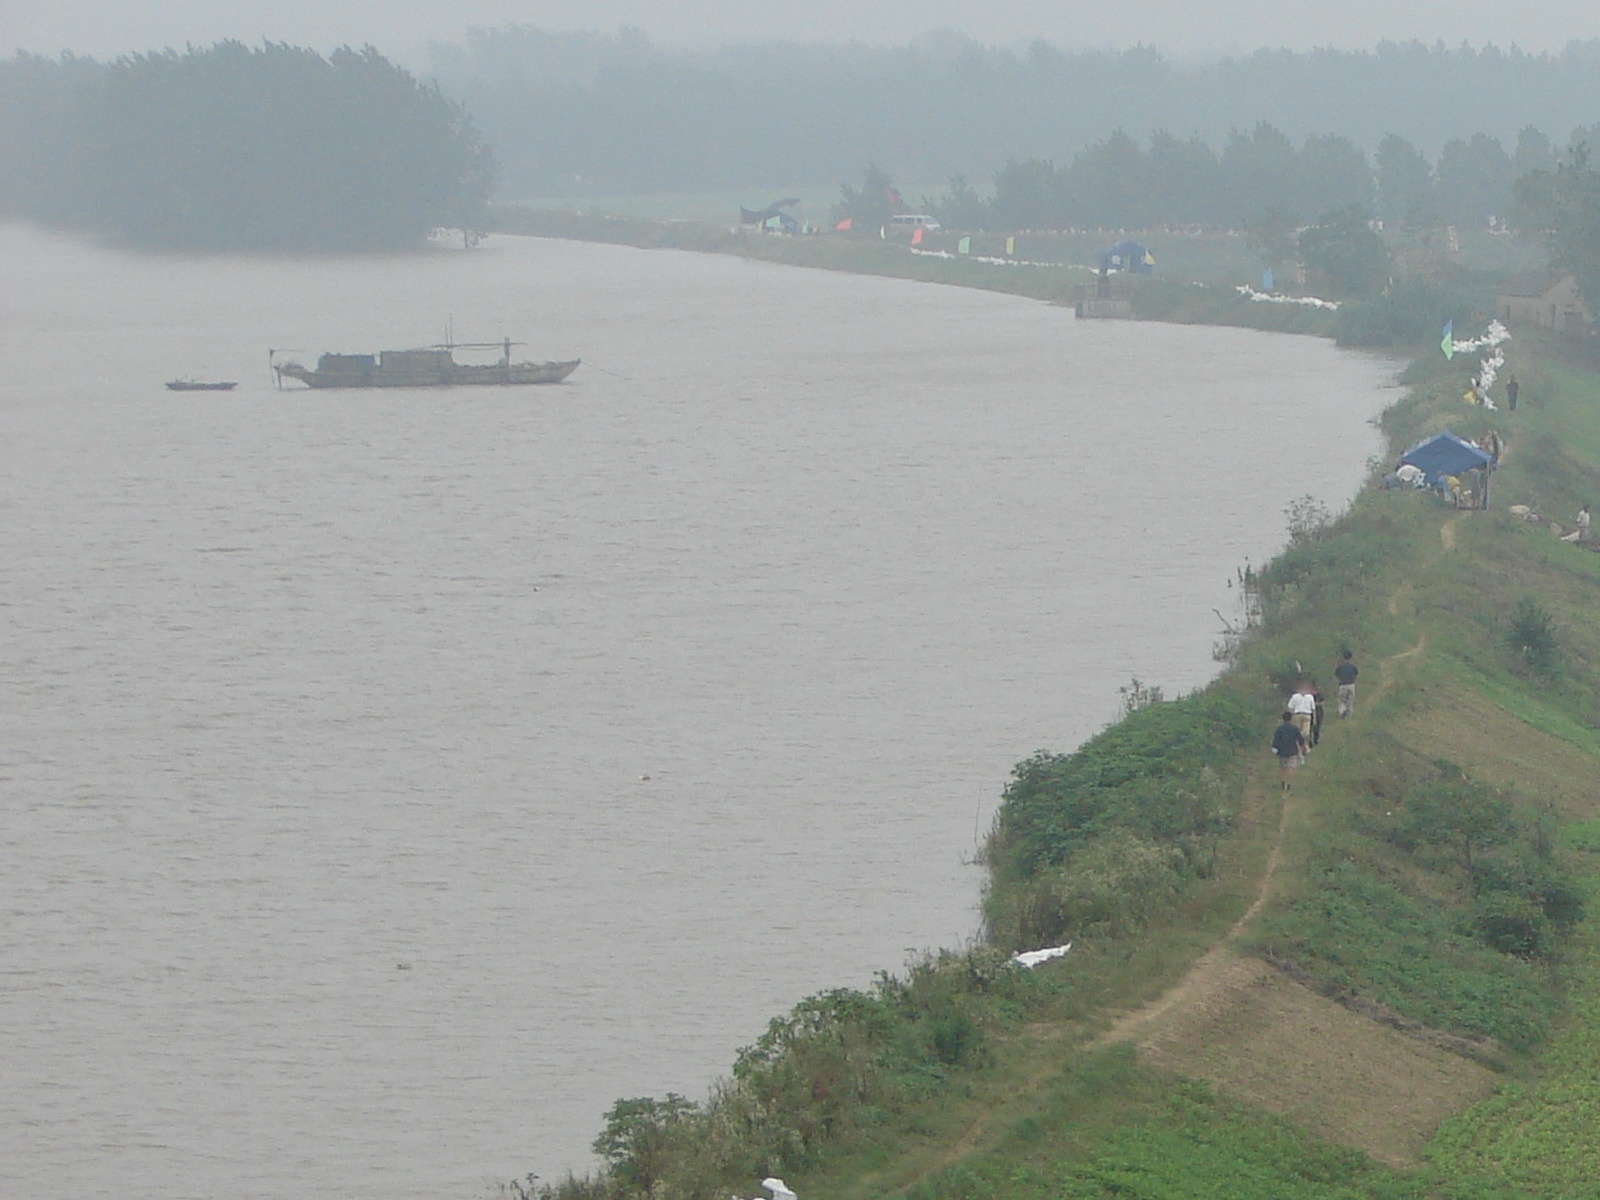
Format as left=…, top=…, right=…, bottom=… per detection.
left=0, top=225, right=1395, bottom=1199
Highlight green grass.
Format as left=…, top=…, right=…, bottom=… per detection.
left=1426, top=843, right=1600, bottom=1197
left=501, top=210, right=1600, bottom=1200
left=885, top=1067, right=1431, bottom=1200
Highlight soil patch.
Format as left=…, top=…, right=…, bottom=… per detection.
left=1134, top=956, right=1499, bottom=1168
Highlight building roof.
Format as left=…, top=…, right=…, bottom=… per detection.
left=1497, top=271, right=1573, bottom=298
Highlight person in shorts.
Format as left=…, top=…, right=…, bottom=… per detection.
left=1272, top=711, right=1307, bottom=792
left=1287, top=682, right=1317, bottom=761
left=1334, top=651, right=1358, bottom=717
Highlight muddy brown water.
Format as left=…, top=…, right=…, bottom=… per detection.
left=0, top=226, right=1396, bottom=1198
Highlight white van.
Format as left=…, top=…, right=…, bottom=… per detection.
left=889, top=214, right=941, bottom=231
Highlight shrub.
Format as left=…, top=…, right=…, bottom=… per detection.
left=1472, top=891, right=1550, bottom=957
left=988, top=689, right=1253, bottom=880
left=1506, top=597, right=1559, bottom=675
left=1284, top=495, right=1334, bottom=546
left=998, top=830, right=1186, bottom=947
left=1392, top=774, right=1517, bottom=873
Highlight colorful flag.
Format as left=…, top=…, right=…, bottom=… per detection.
left=958, top=236, right=971, bottom=255
left=1441, top=320, right=1454, bottom=360
left=911, top=227, right=923, bottom=246
left=1005, top=236, right=1015, bottom=256
left=834, top=218, right=852, bottom=232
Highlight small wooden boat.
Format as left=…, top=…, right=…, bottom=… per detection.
left=166, top=380, right=238, bottom=391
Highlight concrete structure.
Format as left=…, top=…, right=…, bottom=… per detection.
left=1495, top=272, right=1589, bottom=332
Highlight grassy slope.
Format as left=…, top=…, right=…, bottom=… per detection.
left=777, top=350, right=1600, bottom=1200
left=505, top=207, right=1600, bottom=1200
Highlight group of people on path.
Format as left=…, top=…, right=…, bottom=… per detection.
left=1271, top=652, right=1358, bottom=791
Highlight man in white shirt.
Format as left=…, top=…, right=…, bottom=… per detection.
left=1287, top=682, right=1317, bottom=764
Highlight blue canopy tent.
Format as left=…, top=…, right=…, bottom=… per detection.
left=1399, top=432, right=1491, bottom=484
left=1100, top=239, right=1154, bottom=274
left=1400, top=431, right=1494, bottom=507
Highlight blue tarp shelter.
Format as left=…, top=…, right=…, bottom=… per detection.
left=1400, top=431, right=1492, bottom=485
left=1100, top=239, right=1154, bottom=274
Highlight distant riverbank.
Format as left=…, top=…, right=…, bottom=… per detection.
left=487, top=204, right=1342, bottom=338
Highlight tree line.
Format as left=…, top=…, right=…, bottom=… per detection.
left=920, top=122, right=1583, bottom=232
left=426, top=28, right=1600, bottom=198
left=0, top=42, right=495, bottom=251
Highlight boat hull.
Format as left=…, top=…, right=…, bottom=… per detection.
left=166, top=380, right=238, bottom=391
left=277, top=359, right=580, bottom=389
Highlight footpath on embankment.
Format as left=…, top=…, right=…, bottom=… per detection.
left=505, top=212, right=1600, bottom=1200
left=829, top=347, right=1600, bottom=1200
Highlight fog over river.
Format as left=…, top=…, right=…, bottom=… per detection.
left=0, top=226, right=1395, bottom=1199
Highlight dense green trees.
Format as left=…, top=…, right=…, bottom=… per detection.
left=0, top=42, right=494, bottom=251
left=1515, top=146, right=1600, bottom=313
left=831, top=162, right=903, bottom=228
left=1374, top=134, right=1435, bottom=225
left=946, top=126, right=1381, bottom=233
left=1297, top=205, right=1393, bottom=296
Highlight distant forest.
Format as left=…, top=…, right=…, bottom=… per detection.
left=0, top=43, right=494, bottom=251
left=427, top=28, right=1600, bottom=201
left=929, top=123, right=1585, bottom=231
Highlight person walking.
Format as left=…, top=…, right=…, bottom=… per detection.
left=1334, top=651, right=1359, bottom=718
left=1506, top=374, right=1520, bottom=411
left=1287, top=681, right=1316, bottom=762
left=1272, top=711, right=1307, bottom=792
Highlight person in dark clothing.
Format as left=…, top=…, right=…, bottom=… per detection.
left=1334, top=651, right=1359, bottom=717
left=1506, top=374, right=1519, bottom=411
left=1272, top=711, right=1307, bottom=792
left=1311, top=684, right=1326, bottom=746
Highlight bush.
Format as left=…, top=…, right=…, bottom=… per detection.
left=1333, top=277, right=1488, bottom=348
left=988, top=689, right=1253, bottom=880
left=1506, top=597, right=1559, bottom=675
left=1472, top=891, right=1550, bottom=957
left=1391, top=774, right=1517, bottom=873
left=997, top=830, right=1186, bottom=948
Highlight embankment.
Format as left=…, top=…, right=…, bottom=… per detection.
left=508, top=210, right=1600, bottom=1200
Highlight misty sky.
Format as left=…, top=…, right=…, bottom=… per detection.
left=4, top=0, right=1598, bottom=63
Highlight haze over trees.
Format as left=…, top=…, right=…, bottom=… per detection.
left=0, top=42, right=495, bottom=251
left=427, top=28, right=1600, bottom=198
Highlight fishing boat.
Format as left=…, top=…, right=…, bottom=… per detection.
left=166, top=379, right=238, bottom=391
left=272, top=337, right=579, bottom=390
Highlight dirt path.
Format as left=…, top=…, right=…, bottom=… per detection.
left=1097, top=630, right=1427, bottom=1049
left=1095, top=776, right=1288, bottom=1046
left=903, top=607, right=1439, bottom=1184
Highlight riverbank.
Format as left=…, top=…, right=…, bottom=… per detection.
left=487, top=205, right=1343, bottom=338
left=503, top=215, right=1600, bottom=1200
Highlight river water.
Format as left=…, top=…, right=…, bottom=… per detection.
left=0, top=225, right=1395, bottom=1199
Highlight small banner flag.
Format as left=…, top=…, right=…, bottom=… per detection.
left=1006, top=236, right=1016, bottom=256
left=1143, top=250, right=1156, bottom=266
left=1441, top=319, right=1454, bottom=360
left=879, top=226, right=887, bottom=239
left=834, top=218, right=852, bottom=232
left=1262, top=267, right=1273, bottom=292
left=911, top=226, right=923, bottom=246
left=958, top=236, right=971, bottom=254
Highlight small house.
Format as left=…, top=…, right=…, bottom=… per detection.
left=1495, top=272, right=1589, bottom=332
